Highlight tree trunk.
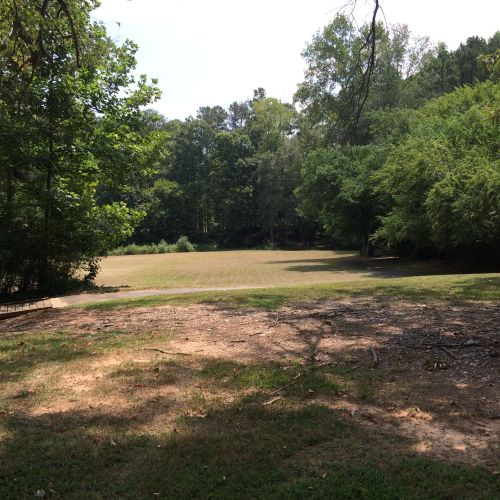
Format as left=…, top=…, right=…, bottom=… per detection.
left=5, top=164, right=13, bottom=223
left=360, top=235, right=373, bottom=257
left=39, top=93, right=55, bottom=290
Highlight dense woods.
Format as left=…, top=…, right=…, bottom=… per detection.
left=1, top=2, right=499, bottom=295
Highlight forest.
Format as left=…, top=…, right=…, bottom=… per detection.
left=0, top=1, right=499, bottom=295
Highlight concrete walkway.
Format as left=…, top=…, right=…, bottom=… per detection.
left=51, top=285, right=266, bottom=308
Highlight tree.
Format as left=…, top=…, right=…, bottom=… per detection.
left=0, top=2, right=160, bottom=294
left=373, top=81, right=500, bottom=258
left=296, top=145, right=385, bottom=255
left=249, top=98, right=300, bottom=244
left=295, top=15, right=428, bottom=145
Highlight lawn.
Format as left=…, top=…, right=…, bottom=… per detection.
left=83, top=273, right=500, bottom=310
left=1, top=276, right=499, bottom=498
left=94, top=249, right=456, bottom=290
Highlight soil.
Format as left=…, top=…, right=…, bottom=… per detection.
left=1, top=298, right=498, bottom=469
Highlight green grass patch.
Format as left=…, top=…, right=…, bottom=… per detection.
left=0, top=329, right=173, bottom=384
left=1, top=340, right=498, bottom=498
left=1, top=400, right=497, bottom=498
left=79, top=273, right=500, bottom=311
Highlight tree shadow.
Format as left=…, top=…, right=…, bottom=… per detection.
left=0, top=334, right=93, bottom=383
left=1, top=393, right=497, bottom=498
left=1, top=297, right=499, bottom=496
left=268, top=255, right=478, bottom=279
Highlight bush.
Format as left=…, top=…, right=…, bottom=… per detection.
left=174, top=235, right=195, bottom=252
left=107, top=236, right=196, bottom=256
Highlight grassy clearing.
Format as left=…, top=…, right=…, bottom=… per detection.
left=1, top=337, right=498, bottom=498
left=80, top=273, right=500, bottom=311
left=94, top=249, right=455, bottom=290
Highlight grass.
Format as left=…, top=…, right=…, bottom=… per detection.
left=80, top=273, right=500, bottom=310
left=94, top=249, right=459, bottom=290
left=2, top=262, right=499, bottom=497
left=0, top=343, right=498, bottom=498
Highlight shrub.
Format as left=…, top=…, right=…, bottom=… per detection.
left=107, top=236, right=196, bottom=256
left=174, top=235, right=195, bottom=252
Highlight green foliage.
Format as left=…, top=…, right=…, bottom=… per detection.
left=295, top=15, right=429, bottom=145
left=374, top=81, right=500, bottom=256
left=297, top=145, right=386, bottom=254
left=175, top=235, right=195, bottom=252
left=0, top=1, right=160, bottom=295
left=127, top=91, right=307, bottom=248
left=108, top=236, right=196, bottom=256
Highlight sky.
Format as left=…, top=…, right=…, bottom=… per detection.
left=93, top=0, right=500, bottom=120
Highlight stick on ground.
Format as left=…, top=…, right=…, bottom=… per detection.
left=270, top=373, right=301, bottom=395
left=143, top=348, right=191, bottom=356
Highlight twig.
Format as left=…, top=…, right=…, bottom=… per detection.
left=229, top=339, right=246, bottom=343
left=370, top=347, right=379, bottom=368
left=143, top=348, right=190, bottom=356
left=439, top=346, right=458, bottom=359
left=262, top=396, right=283, bottom=406
left=248, top=331, right=265, bottom=337
left=269, top=313, right=280, bottom=328
left=269, top=373, right=301, bottom=395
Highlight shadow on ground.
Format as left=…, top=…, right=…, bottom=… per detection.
left=1, top=295, right=499, bottom=498
left=267, top=255, right=469, bottom=278
left=1, top=394, right=498, bottom=498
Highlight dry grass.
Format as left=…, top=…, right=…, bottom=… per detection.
left=95, top=249, right=451, bottom=290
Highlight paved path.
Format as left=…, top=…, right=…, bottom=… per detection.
left=51, top=286, right=266, bottom=308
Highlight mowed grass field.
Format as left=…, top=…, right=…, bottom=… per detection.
left=95, top=249, right=454, bottom=290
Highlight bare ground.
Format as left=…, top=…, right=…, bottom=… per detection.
left=1, top=298, right=499, bottom=471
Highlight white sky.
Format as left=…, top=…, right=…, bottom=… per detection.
left=93, top=0, right=500, bottom=120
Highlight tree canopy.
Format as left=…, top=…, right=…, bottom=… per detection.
left=0, top=1, right=160, bottom=294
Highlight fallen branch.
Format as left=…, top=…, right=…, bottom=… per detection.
left=270, top=373, right=301, bottom=395
left=143, top=348, right=191, bottom=356
left=439, top=346, right=458, bottom=359
left=248, top=331, right=265, bottom=337
left=262, top=396, right=283, bottom=406
left=370, top=347, right=379, bottom=368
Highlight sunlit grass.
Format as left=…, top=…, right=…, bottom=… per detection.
left=94, top=249, right=454, bottom=290
left=80, top=273, right=500, bottom=311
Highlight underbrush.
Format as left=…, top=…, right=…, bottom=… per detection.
left=108, top=235, right=197, bottom=256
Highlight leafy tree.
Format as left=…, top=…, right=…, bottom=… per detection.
left=196, top=105, right=229, bottom=130
left=374, top=81, right=500, bottom=258
left=228, top=100, right=251, bottom=130
left=296, top=145, right=385, bottom=255
left=295, top=15, right=428, bottom=145
left=0, top=2, right=160, bottom=294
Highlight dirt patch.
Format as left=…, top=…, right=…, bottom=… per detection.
left=1, top=298, right=498, bottom=469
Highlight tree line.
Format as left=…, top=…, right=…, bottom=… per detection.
left=124, top=17, right=499, bottom=258
left=1, top=2, right=498, bottom=296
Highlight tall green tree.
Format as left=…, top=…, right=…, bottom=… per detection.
left=374, top=81, right=500, bottom=258
left=296, top=145, right=386, bottom=255
left=295, top=15, right=428, bottom=145
left=0, top=2, right=160, bottom=294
